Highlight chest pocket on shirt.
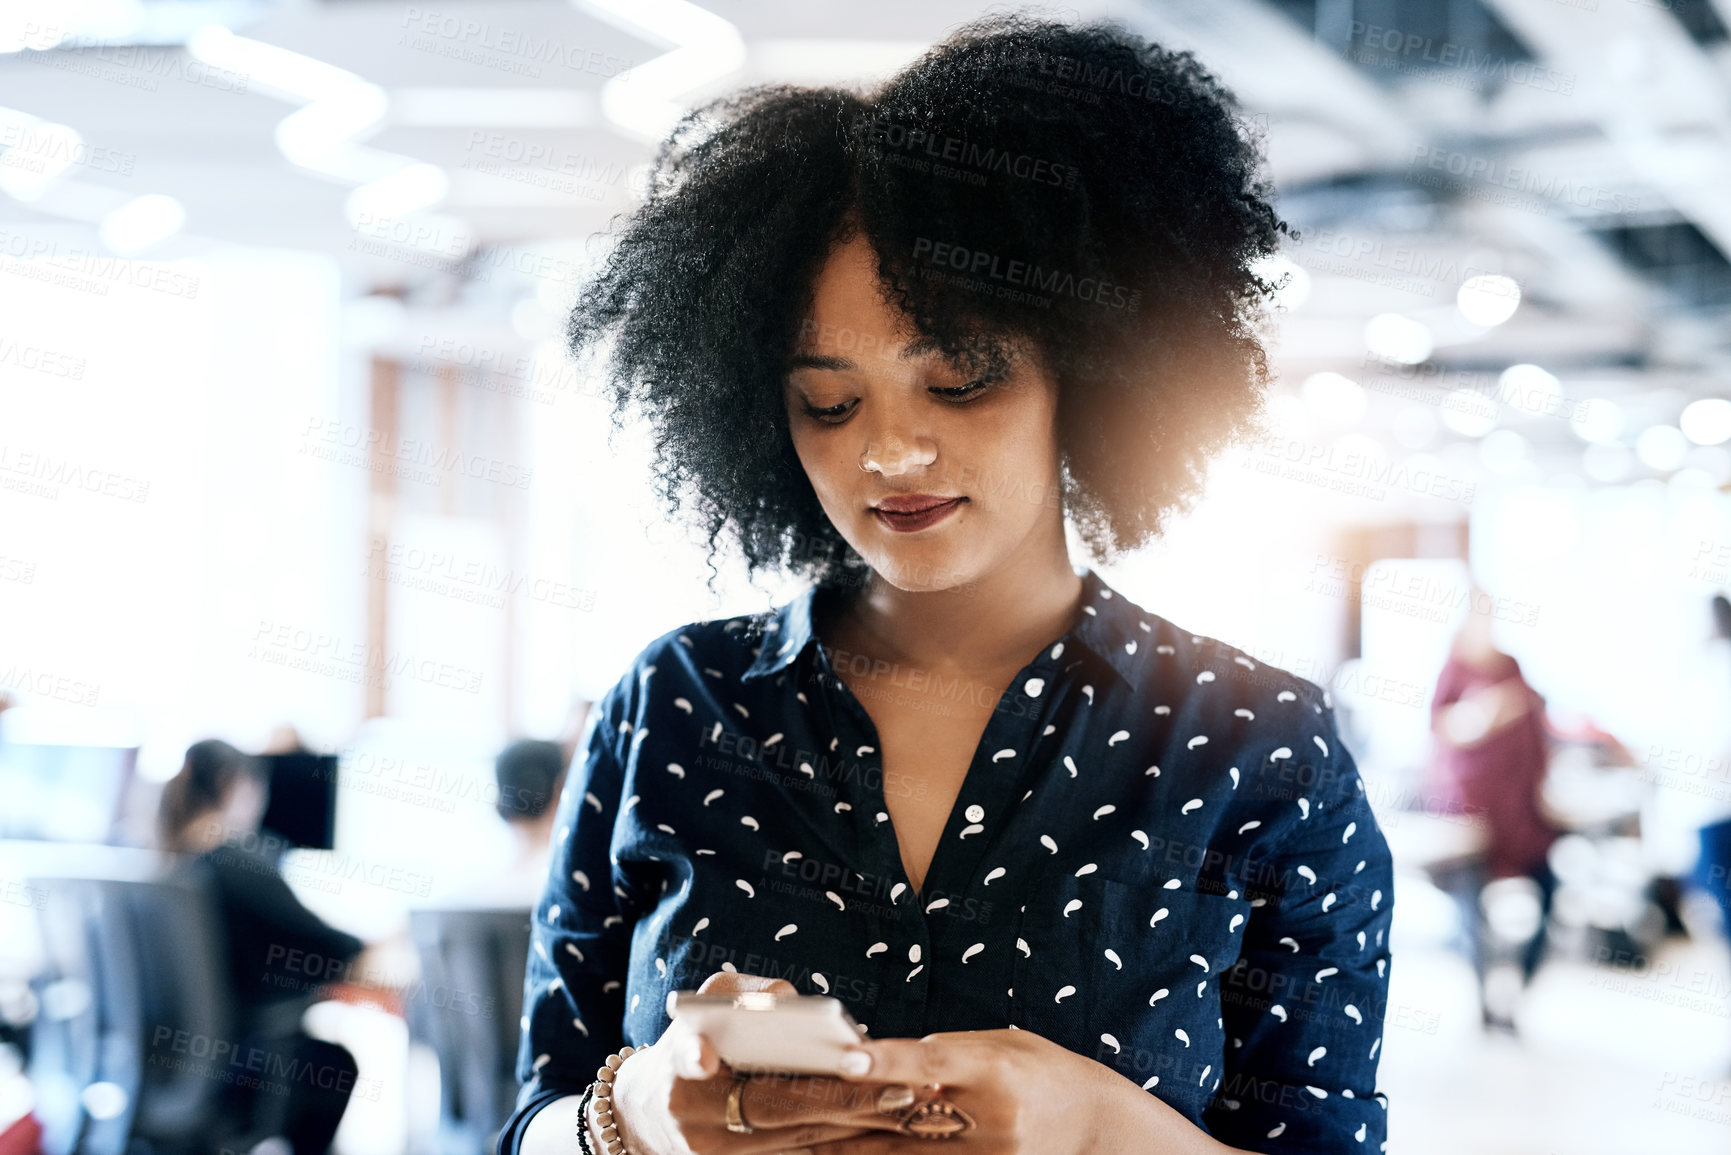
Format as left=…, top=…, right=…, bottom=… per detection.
left=1010, top=874, right=1250, bottom=1116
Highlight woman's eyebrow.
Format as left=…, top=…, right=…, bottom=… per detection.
left=786, top=351, right=854, bottom=371
left=785, top=336, right=944, bottom=373
left=899, top=334, right=941, bottom=359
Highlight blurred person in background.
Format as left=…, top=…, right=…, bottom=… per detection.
left=1687, top=595, right=1731, bottom=941
left=159, top=739, right=372, bottom=1155
left=262, top=722, right=312, bottom=756
left=1429, top=599, right=1562, bottom=1031
left=424, top=738, right=571, bottom=909
left=492, top=739, right=567, bottom=894
left=412, top=732, right=579, bottom=917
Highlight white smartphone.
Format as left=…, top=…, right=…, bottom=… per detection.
left=665, top=989, right=868, bottom=1075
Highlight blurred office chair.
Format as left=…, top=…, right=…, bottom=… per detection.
left=405, top=908, right=532, bottom=1155
left=26, top=874, right=247, bottom=1155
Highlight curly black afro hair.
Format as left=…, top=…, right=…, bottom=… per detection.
left=569, top=13, right=1291, bottom=593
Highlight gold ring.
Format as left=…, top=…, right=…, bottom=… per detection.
left=895, top=1094, right=975, bottom=1140
left=725, top=1075, right=754, bottom=1134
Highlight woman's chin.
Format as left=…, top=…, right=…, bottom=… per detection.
left=858, top=545, right=982, bottom=595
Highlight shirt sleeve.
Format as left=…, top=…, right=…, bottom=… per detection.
left=495, top=681, right=647, bottom=1155
left=1206, top=696, right=1395, bottom=1153
left=205, top=845, right=366, bottom=969
left=1429, top=656, right=1467, bottom=724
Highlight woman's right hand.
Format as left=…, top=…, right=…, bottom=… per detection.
left=604, top=972, right=916, bottom=1155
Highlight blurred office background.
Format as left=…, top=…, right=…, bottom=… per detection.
left=3, top=0, right=1731, bottom=1152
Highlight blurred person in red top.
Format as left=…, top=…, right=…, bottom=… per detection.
left=1432, top=606, right=1561, bottom=878
left=1429, top=597, right=1561, bottom=1030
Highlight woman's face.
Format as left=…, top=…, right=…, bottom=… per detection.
left=782, top=230, right=1066, bottom=593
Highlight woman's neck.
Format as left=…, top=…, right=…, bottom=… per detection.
left=824, top=546, right=1085, bottom=676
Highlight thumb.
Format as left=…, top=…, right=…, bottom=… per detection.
left=696, top=971, right=801, bottom=998
left=677, top=1031, right=722, bottom=1079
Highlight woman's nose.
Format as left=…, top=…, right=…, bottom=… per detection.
left=859, top=429, right=937, bottom=475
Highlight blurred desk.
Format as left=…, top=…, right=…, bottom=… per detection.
left=0, top=838, right=164, bottom=882
left=1542, top=760, right=1646, bottom=834
left=276, top=848, right=416, bottom=944
left=1376, top=759, right=1645, bottom=880
left=0, top=839, right=167, bottom=986
left=1379, top=810, right=1490, bottom=874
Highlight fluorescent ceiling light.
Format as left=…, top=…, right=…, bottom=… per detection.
left=0, top=107, right=83, bottom=200
left=577, top=0, right=730, bottom=48
left=1634, top=424, right=1689, bottom=471
left=389, top=89, right=598, bottom=127
left=191, top=25, right=394, bottom=182
left=189, top=24, right=454, bottom=227
left=750, top=40, right=929, bottom=85
left=603, top=40, right=747, bottom=140
left=1497, top=364, right=1561, bottom=416
left=1680, top=397, right=1731, bottom=446
left=345, top=163, right=449, bottom=226
left=1456, top=274, right=1520, bottom=327
left=573, top=0, right=745, bottom=142
left=275, top=84, right=391, bottom=177
left=0, top=19, right=66, bottom=53
left=0, top=0, right=256, bottom=50
left=99, top=193, right=185, bottom=254
left=1364, top=313, right=1433, bottom=365
left=187, top=24, right=365, bottom=103
left=0, top=0, right=142, bottom=53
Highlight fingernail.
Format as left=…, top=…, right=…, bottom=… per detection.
left=877, top=1084, right=915, bottom=1112
left=841, top=1049, right=873, bottom=1076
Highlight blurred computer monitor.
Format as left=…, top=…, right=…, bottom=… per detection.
left=258, top=750, right=338, bottom=851
left=0, top=742, right=137, bottom=843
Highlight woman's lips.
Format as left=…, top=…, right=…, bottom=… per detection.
left=871, top=497, right=966, bottom=533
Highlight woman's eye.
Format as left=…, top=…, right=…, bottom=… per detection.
left=932, top=378, right=994, bottom=402
left=797, top=377, right=995, bottom=424
left=802, top=399, right=855, bottom=422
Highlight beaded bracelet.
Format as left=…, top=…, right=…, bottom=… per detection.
left=573, top=1081, right=598, bottom=1155
left=586, top=1042, right=647, bottom=1155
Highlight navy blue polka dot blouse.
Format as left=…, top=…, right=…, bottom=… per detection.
left=499, top=566, right=1394, bottom=1153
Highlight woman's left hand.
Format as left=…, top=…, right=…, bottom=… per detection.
left=805, top=1028, right=1124, bottom=1155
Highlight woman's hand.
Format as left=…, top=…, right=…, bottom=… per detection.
left=811, top=1028, right=1233, bottom=1155
left=606, top=972, right=925, bottom=1155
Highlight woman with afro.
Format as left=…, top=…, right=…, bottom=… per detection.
left=503, top=14, right=1394, bottom=1155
